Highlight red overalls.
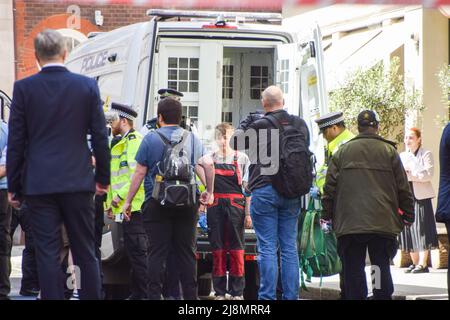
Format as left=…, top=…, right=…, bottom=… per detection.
left=207, top=152, right=245, bottom=297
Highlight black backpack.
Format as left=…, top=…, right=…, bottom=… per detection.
left=151, top=130, right=197, bottom=208
left=265, top=114, right=314, bottom=198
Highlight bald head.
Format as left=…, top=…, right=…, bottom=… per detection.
left=261, top=86, right=284, bottom=112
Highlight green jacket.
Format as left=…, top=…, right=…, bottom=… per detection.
left=316, top=129, right=355, bottom=192
left=107, top=129, right=145, bottom=215
left=322, top=133, right=414, bottom=238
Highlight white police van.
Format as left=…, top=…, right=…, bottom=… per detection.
left=65, top=9, right=328, bottom=299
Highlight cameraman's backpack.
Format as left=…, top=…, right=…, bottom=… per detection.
left=152, top=130, right=197, bottom=208
left=265, top=114, right=313, bottom=198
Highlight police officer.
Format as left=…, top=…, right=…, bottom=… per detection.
left=314, top=112, right=355, bottom=193
left=313, top=111, right=355, bottom=300
left=140, top=89, right=184, bottom=136
left=106, top=102, right=148, bottom=300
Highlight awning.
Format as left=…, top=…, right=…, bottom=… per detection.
left=325, top=22, right=406, bottom=90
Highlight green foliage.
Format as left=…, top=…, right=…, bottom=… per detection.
left=436, top=64, right=450, bottom=126
left=329, top=57, right=424, bottom=143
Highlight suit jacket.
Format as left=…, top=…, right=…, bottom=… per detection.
left=7, top=66, right=110, bottom=196
left=436, top=123, right=450, bottom=222
left=401, top=147, right=435, bottom=200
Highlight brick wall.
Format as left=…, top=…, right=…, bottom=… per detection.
left=14, top=0, right=150, bottom=79
left=14, top=0, right=280, bottom=80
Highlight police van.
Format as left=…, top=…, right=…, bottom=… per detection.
left=65, top=9, right=328, bottom=299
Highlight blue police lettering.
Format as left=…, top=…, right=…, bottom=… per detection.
left=80, top=50, right=108, bottom=73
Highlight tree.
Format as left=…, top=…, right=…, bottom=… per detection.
left=436, top=64, right=450, bottom=126
left=328, top=57, right=424, bottom=144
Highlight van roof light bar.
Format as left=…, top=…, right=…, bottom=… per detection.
left=147, top=9, right=282, bottom=22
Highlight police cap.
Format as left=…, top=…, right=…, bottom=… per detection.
left=158, top=88, right=184, bottom=100
left=111, top=102, right=138, bottom=120
left=315, top=111, right=345, bottom=133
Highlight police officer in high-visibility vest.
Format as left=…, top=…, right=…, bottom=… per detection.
left=106, top=102, right=148, bottom=300
left=313, top=111, right=354, bottom=300
left=314, top=112, right=355, bottom=193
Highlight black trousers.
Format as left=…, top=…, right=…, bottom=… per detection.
left=26, top=192, right=102, bottom=300
left=446, top=222, right=450, bottom=297
left=143, top=199, right=198, bottom=300
left=337, top=234, right=397, bottom=300
left=162, top=247, right=182, bottom=299
left=10, top=204, right=39, bottom=292
left=94, top=194, right=105, bottom=297
left=208, top=198, right=245, bottom=297
left=122, top=212, right=149, bottom=299
left=0, top=190, right=12, bottom=298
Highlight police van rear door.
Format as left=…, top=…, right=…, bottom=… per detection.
left=297, top=25, right=328, bottom=163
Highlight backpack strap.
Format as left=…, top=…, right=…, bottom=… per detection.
left=233, top=151, right=242, bottom=186
left=264, top=113, right=284, bottom=133
left=156, top=131, right=171, bottom=145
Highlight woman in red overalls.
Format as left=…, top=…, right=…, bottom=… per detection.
left=207, top=123, right=251, bottom=300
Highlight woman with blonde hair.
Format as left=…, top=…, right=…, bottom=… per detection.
left=399, top=128, right=439, bottom=273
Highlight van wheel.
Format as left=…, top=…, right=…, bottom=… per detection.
left=244, top=261, right=259, bottom=300
left=197, top=275, right=212, bottom=297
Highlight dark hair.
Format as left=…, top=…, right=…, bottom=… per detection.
left=157, top=98, right=182, bottom=125
left=335, top=121, right=346, bottom=129
left=358, top=125, right=378, bottom=133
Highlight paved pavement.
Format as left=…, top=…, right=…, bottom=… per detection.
left=300, top=265, right=448, bottom=300
left=8, top=245, right=449, bottom=300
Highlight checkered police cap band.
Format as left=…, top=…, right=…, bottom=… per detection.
left=318, top=115, right=345, bottom=130
left=116, top=110, right=135, bottom=121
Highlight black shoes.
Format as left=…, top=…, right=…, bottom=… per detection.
left=20, top=288, right=40, bottom=297
left=404, top=264, right=416, bottom=273
left=411, top=265, right=429, bottom=273
left=405, top=264, right=430, bottom=273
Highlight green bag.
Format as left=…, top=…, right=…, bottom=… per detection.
left=298, top=199, right=342, bottom=290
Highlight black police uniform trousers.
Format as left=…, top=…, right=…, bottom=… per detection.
left=208, top=197, right=245, bottom=297
left=10, top=203, right=39, bottom=292
left=0, top=189, right=12, bottom=298
left=26, top=192, right=102, bottom=300
left=337, top=233, right=397, bottom=300
left=143, top=199, right=198, bottom=300
left=122, top=211, right=149, bottom=299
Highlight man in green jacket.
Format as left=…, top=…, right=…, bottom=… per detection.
left=314, top=111, right=355, bottom=299
left=322, top=110, right=414, bottom=300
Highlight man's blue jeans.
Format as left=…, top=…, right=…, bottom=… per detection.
left=250, top=184, right=301, bottom=300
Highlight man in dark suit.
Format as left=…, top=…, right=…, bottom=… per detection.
left=6, top=29, right=110, bottom=300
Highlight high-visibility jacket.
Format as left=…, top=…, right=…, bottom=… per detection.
left=107, top=129, right=145, bottom=215
left=316, top=129, right=355, bottom=192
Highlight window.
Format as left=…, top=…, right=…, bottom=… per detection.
left=280, top=59, right=289, bottom=94
left=182, top=105, right=199, bottom=125
left=222, top=112, right=232, bottom=123
left=168, top=57, right=199, bottom=93
left=222, top=65, right=234, bottom=99
left=56, top=28, right=87, bottom=54
left=250, top=66, right=269, bottom=100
